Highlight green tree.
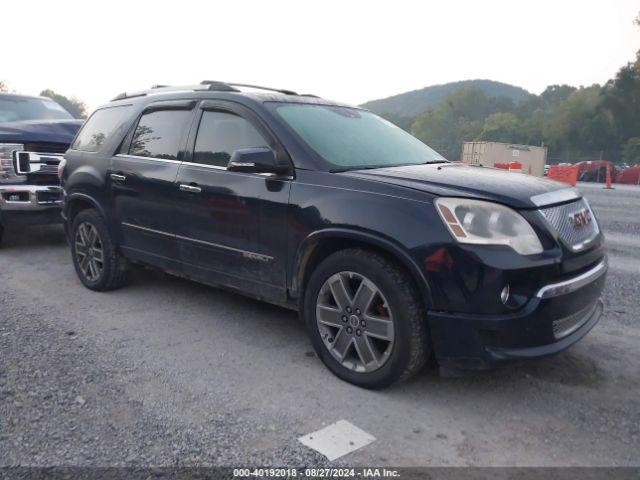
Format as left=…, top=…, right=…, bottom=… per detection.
left=543, top=86, right=602, bottom=149
left=406, top=11, right=640, bottom=163
left=411, top=106, right=458, bottom=157
left=411, top=88, right=492, bottom=158
left=39, top=89, right=87, bottom=119
left=477, top=112, right=520, bottom=143
left=622, top=137, right=640, bottom=165
left=379, top=112, right=414, bottom=132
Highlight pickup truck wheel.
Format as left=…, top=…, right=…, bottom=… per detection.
left=304, top=248, right=429, bottom=389
left=70, top=209, right=129, bottom=291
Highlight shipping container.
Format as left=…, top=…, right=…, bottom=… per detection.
left=461, top=142, right=547, bottom=177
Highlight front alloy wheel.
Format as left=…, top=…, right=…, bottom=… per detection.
left=305, top=248, right=429, bottom=389
left=316, top=271, right=395, bottom=373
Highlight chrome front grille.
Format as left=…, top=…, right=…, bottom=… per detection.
left=24, top=142, right=69, bottom=154
left=14, top=151, right=63, bottom=176
left=539, top=198, right=599, bottom=251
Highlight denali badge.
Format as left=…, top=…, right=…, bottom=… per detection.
left=569, top=208, right=592, bottom=228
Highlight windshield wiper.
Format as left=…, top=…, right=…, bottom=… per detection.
left=331, top=160, right=449, bottom=173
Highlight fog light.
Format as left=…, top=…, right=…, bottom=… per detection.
left=500, top=284, right=510, bottom=304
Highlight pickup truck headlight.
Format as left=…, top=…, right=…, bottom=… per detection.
left=0, top=143, right=24, bottom=184
left=435, top=197, right=543, bottom=255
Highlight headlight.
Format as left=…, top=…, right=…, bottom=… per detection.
left=435, top=197, right=543, bottom=255
left=0, top=143, right=24, bottom=184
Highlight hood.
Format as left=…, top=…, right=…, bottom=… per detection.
left=0, top=119, right=84, bottom=145
left=340, top=162, right=575, bottom=209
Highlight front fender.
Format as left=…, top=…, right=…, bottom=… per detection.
left=291, top=227, right=434, bottom=307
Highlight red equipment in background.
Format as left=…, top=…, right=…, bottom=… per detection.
left=574, top=160, right=615, bottom=183
left=547, top=164, right=579, bottom=186
left=494, top=161, right=522, bottom=171
left=616, top=166, right=640, bottom=185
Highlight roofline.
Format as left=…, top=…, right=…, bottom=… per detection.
left=110, top=80, right=311, bottom=102
left=0, top=92, right=51, bottom=101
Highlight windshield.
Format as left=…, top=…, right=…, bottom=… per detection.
left=274, top=104, right=446, bottom=170
left=0, top=97, right=73, bottom=122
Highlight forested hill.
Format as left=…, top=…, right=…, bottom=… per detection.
left=360, top=80, right=531, bottom=117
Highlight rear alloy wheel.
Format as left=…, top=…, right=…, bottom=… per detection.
left=305, top=248, right=429, bottom=389
left=74, top=222, right=104, bottom=282
left=70, top=209, right=129, bottom=291
left=316, top=271, right=395, bottom=373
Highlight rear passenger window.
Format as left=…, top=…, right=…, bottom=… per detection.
left=193, top=111, right=269, bottom=167
left=71, top=105, right=131, bottom=152
left=129, top=109, right=192, bottom=160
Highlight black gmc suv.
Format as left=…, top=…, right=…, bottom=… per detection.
left=61, top=82, right=607, bottom=389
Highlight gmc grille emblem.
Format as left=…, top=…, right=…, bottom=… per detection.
left=569, top=208, right=591, bottom=229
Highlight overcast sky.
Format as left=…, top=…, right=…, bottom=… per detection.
left=4, top=0, right=639, bottom=111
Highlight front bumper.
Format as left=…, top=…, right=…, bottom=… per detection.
left=0, top=185, right=63, bottom=226
left=428, top=259, right=607, bottom=370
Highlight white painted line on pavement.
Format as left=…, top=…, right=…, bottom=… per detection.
left=298, top=419, right=376, bottom=461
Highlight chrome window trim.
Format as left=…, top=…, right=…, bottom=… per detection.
left=530, top=188, right=581, bottom=207
left=535, top=259, right=607, bottom=299
left=181, top=161, right=227, bottom=170
left=114, top=157, right=289, bottom=179
left=121, top=222, right=273, bottom=262
left=179, top=161, right=293, bottom=179
left=114, top=154, right=181, bottom=164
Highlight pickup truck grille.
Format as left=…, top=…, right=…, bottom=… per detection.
left=24, top=142, right=69, bottom=155
left=539, top=198, right=599, bottom=251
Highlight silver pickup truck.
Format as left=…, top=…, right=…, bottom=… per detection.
left=0, top=93, right=82, bottom=245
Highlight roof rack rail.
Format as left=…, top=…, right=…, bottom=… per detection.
left=200, top=80, right=298, bottom=96
left=111, top=84, right=206, bottom=101
left=199, top=81, right=241, bottom=92
left=111, top=91, right=148, bottom=101
left=111, top=81, right=305, bottom=102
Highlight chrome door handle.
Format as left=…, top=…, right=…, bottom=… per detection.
left=110, top=173, right=126, bottom=182
left=179, top=184, right=202, bottom=194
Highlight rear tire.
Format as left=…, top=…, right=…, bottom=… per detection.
left=304, top=248, right=429, bottom=389
left=70, top=209, right=129, bottom=291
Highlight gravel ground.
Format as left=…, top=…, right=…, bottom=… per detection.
left=0, top=182, right=639, bottom=467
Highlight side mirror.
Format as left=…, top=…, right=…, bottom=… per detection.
left=227, top=147, right=289, bottom=174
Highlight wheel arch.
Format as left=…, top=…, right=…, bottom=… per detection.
left=291, top=228, right=433, bottom=308
left=65, top=193, right=106, bottom=225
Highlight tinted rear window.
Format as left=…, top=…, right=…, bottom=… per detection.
left=71, top=105, right=131, bottom=152
left=128, top=109, right=192, bottom=160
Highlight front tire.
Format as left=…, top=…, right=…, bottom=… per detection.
left=70, top=209, right=129, bottom=291
left=304, top=248, right=429, bottom=389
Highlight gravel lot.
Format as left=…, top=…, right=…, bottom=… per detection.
left=1, top=181, right=639, bottom=467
